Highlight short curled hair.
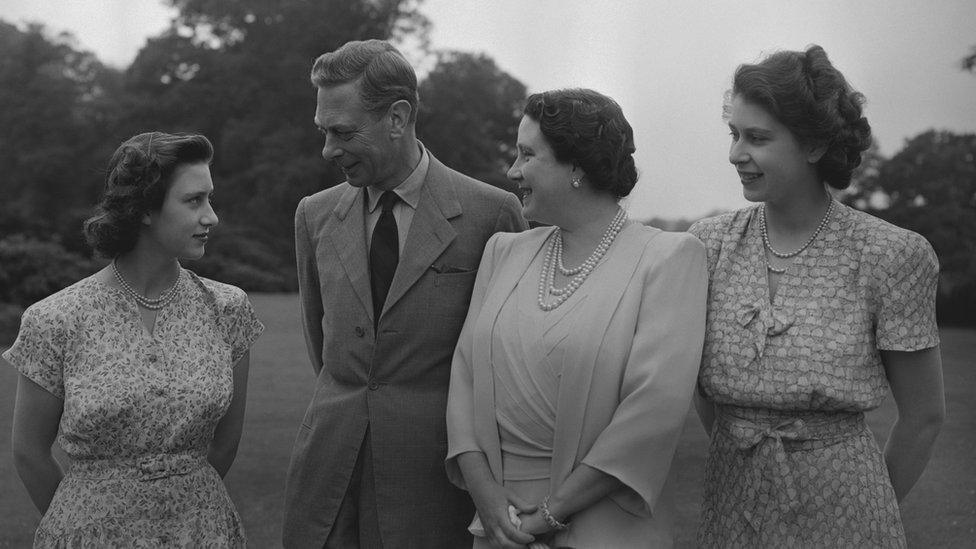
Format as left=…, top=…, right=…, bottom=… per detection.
left=84, top=132, right=214, bottom=258
left=726, top=44, right=872, bottom=189
left=523, top=88, right=638, bottom=198
left=311, top=39, right=419, bottom=123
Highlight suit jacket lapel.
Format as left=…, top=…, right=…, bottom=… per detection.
left=382, top=159, right=460, bottom=316
left=327, top=184, right=374, bottom=323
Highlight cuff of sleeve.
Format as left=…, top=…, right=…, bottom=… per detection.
left=579, top=459, right=652, bottom=518
left=231, top=320, right=265, bottom=365
left=877, top=333, right=940, bottom=352
left=3, top=349, right=65, bottom=399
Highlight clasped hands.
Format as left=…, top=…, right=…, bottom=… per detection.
left=471, top=481, right=557, bottom=549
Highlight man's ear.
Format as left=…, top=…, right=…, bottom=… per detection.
left=387, top=99, right=413, bottom=138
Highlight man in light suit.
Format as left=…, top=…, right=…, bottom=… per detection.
left=283, top=40, right=527, bottom=548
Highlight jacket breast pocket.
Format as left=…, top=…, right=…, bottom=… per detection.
left=427, top=269, right=478, bottom=321
left=433, top=268, right=477, bottom=287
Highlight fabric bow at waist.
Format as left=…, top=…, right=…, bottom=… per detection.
left=68, top=452, right=207, bottom=482
left=716, top=406, right=866, bottom=533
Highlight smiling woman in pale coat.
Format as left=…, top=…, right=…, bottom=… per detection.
left=447, top=88, right=708, bottom=548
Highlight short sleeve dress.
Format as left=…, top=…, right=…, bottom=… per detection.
left=688, top=201, right=939, bottom=548
left=3, top=269, right=264, bottom=548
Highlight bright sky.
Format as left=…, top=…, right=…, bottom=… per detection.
left=3, top=0, right=975, bottom=220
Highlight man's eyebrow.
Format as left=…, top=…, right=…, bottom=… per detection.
left=315, top=123, right=356, bottom=133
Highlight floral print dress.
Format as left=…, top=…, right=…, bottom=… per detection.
left=689, top=202, right=939, bottom=548
left=3, top=270, right=264, bottom=548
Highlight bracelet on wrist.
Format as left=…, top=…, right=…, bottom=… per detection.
left=541, top=495, right=570, bottom=531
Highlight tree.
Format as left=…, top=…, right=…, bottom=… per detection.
left=839, top=138, right=888, bottom=210
left=113, top=0, right=433, bottom=289
left=0, top=21, right=120, bottom=247
left=962, top=45, right=976, bottom=72
left=851, top=131, right=976, bottom=324
left=1, top=2, right=530, bottom=296
left=417, top=50, right=526, bottom=193
left=0, top=235, right=99, bottom=343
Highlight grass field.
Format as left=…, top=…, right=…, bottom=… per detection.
left=1, top=293, right=974, bottom=547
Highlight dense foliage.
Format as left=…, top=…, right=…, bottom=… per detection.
left=844, top=131, right=976, bottom=325
left=0, top=1, right=531, bottom=342
left=0, top=6, right=974, bottom=342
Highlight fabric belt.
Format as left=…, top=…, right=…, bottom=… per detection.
left=501, top=452, right=552, bottom=482
left=715, top=405, right=866, bottom=532
left=68, top=452, right=207, bottom=482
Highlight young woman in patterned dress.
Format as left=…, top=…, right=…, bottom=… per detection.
left=690, top=45, right=946, bottom=548
left=5, top=132, right=263, bottom=547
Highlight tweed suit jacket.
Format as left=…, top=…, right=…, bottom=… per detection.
left=282, top=152, right=527, bottom=548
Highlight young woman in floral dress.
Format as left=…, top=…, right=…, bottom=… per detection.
left=5, top=132, right=263, bottom=547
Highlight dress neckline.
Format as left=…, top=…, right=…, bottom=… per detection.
left=89, top=270, right=186, bottom=338
left=748, top=203, right=840, bottom=307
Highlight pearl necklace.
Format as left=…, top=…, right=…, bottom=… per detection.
left=538, top=208, right=628, bottom=311
left=765, top=259, right=788, bottom=275
left=760, top=198, right=833, bottom=259
left=761, top=198, right=833, bottom=274
left=112, top=260, right=182, bottom=310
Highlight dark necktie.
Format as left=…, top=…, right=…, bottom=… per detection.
left=369, top=191, right=399, bottom=326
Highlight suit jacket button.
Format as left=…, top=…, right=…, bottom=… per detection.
left=354, top=326, right=365, bottom=337
left=368, top=381, right=379, bottom=391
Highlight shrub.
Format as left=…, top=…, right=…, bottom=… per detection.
left=0, top=234, right=100, bottom=307
left=0, top=302, right=24, bottom=347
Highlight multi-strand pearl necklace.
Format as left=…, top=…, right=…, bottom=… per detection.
left=112, top=260, right=182, bottom=310
left=538, top=208, right=628, bottom=311
left=760, top=198, right=833, bottom=274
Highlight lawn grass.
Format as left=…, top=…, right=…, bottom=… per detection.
left=1, top=293, right=973, bottom=547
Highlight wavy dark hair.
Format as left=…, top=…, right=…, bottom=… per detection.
left=310, top=39, right=419, bottom=123
left=523, top=88, right=638, bottom=199
left=83, top=132, right=214, bottom=258
left=725, top=44, right=872, bottom=189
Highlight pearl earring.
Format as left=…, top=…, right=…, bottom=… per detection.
left=571, top=177, right=581, bottom=189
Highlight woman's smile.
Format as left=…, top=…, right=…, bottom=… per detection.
left=738, top=171, right=762, bottom=185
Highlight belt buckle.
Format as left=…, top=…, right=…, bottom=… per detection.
left=138, top=455, right=171, bottom=481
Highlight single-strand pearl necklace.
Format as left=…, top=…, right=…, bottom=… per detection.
left=760, top=198, right=833, bottom=274
left=112, top=260, right=182, bottom=310
left=538, top=208, right=628, bottom=311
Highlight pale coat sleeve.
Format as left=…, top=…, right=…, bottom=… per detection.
left=295, top=196, right=325, bottom=374
left=580, top=233, right=707, bottom=516
left=445, top=232, right=503, bottom=488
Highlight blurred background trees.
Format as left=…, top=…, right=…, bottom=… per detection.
left=842, top=46, right=976, bottom=325
left=962, top=44, right=976, bottom=72
left=0, top=0, right=529, bottom=340
left=417, top=50, right=526, bottom=193
left=843, top=131, right=976, bottom=325
left=1, top=1, right=974, bottom=342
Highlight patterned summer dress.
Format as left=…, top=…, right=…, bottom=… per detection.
left=689, top=201, right=939, bottom=548
left=3, top=270, right=264, bottom=548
